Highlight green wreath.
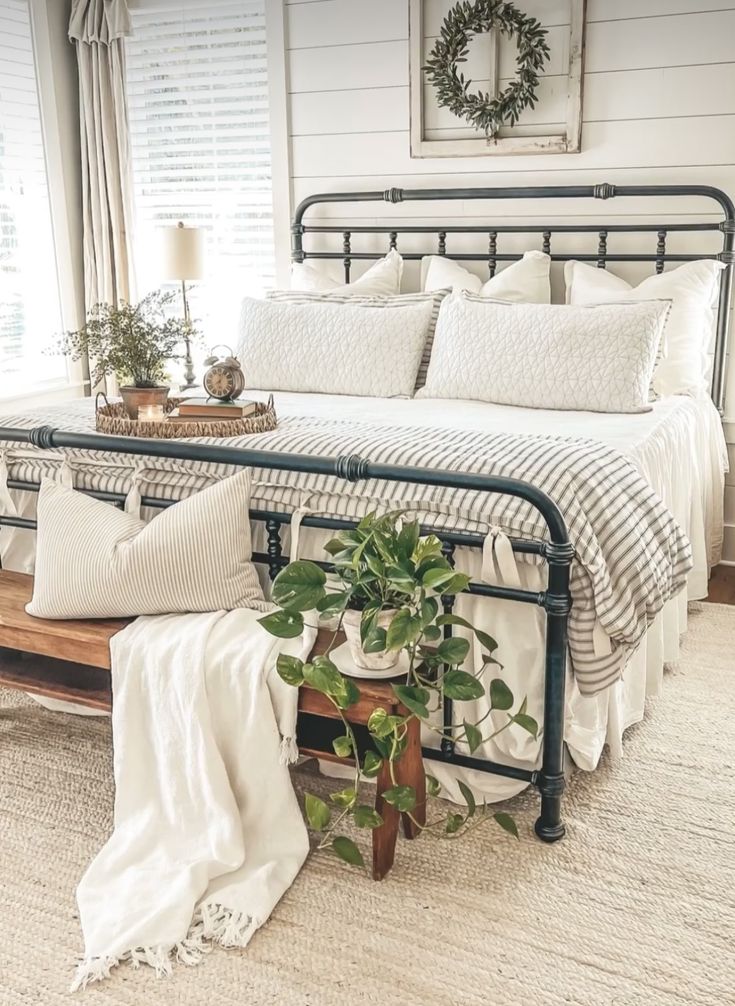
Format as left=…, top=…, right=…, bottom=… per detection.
left=424, top=0, right=551, bottom=138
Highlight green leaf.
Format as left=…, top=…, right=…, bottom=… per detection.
left=304, top=793, right=331, bottom=831
left=443, top=669, right=484, bottom=701
left=437, top=636, right=470, bottom=666
left=381, top=785, right=416, bottom=812
left=475, top=629, right=498, bottom=654
left=422, top=624, right=442, bottom=642
left=303, top=655, right=346, bottom=698
left=386, top=608, right=419, bottom=651
left=316, top=591, right=350, bottom=616
left=512, top=712, right=539, bottom=739
left=353, top=805, right=383, bottom=829
left=362, top=626, right=387, bottom=655
left=275, top=653, right=304, bottom=687
left=441, top=573, right=471, bottom=596
left=420, top=595, right=438, bottom=627
left=258, top=609, right=305, bottom=639
left=397, top=520, right=420, bottom=560
left=362, top=750, right=383, bottom=778
left=332, top=836, right=364, bottom=867
left=457, top=780, right=476, bottom=818
left=334, top=677, right=360, bottom=711
left=392, top=683, right=430, bottom=719
left=371, top=735, right=392, bottom=760
left=463, top=719, right=483, bottom=753
left=422, top=567, right=457, bottom=591
left=445, top=812, right=464, bottom=834
left=330, top=786, right=356, bottom=808
left=426, top=774, right=442, bottom=798
left=271, top=561, right=326, bottom=611
left=367, top=707, right=389, bottom=736
left=436, top=613, right=473, bottom=630
left=489, top=678, right=514, bottom=711
left=493, top=812, right=519, bottom=839
left=332, top=734, right=353, bottom=758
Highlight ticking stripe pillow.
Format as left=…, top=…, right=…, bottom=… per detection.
left=26, top=469, right=269, bottom=619
left=267, top=288, right=449, bottom=391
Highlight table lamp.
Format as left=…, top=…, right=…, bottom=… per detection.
left=160, top=221, right=205, bottom=389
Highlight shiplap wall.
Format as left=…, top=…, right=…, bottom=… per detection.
left=283, top=0, right=735, bottom=561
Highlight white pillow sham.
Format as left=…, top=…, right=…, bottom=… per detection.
left=266, top=288, right=449, bottom=391
left=421, top=250, right=551, bottom=302
left=417, top=293, right=670, bottom=414
left=27, top=470, right=268, bottom=619
left=237, top=296, right=434, bottom=397
left=290, top=249, right=403, bottom=296
left=565, top=259, right=724, bottom=397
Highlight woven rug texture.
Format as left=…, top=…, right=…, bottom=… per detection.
left=0, top=603, right=732, bottom=1005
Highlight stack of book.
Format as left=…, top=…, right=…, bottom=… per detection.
left=167, top=398, right=258, bottom=423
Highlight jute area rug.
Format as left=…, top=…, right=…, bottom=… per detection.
left=0, top=604, right=732, bottom=1005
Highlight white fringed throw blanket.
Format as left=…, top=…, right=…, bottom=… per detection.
left=72, top=608, right=316, bottom=991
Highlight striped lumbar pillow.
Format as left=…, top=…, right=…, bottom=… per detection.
left=26, top=469, right=268, bottom=619
left=266, top=288, right=449, bottom=391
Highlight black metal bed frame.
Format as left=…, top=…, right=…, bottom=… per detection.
left=0, top=183, right=733, bottom=845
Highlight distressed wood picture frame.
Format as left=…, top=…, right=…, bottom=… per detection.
left=409, top=0, right=586, bottom=158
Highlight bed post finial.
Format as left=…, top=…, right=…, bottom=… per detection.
left=28, top=426, right=57, bottom=450
left=593, top=183, right=616, bottom=200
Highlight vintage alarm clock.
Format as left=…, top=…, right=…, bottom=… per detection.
left=202, top=345, right=245, bottom=401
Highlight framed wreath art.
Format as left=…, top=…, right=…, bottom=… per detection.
left=409, top=0, right=586, bottom=158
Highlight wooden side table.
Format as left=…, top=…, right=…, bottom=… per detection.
left=298, top=630, right=427, bottom=880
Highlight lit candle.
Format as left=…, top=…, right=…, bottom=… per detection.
left=138, top=404, right=165, bottom=423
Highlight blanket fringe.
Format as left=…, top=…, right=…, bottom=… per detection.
left=279, top=735, right=299, bottom=765
left=70, top=907, right=261, bottom=991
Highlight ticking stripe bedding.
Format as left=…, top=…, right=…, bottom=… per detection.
left=0, top=406, right=692, bottom=695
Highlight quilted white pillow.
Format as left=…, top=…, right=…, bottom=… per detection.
left=266, top=287, right=449, bottom=391
left=27, top=470, right=268, bottom=619
left=421, top=250, right=551, bottom=302
left=417, top=293, right=670, bottom=413
left=237, top=296, right=433, bottom=397
left=290, top=249, right=403, bottom=296
left=565, top=259, right=724, bottom=396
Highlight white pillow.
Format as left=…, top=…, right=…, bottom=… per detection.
left=27, top=470, right=268, bottom=619
left=290, top=249, right=403, bottom=296
left=421, top=250, right=551, bottom=302
left=237, top=296, right=434, bottom=397
left=266, top=288, right=449, bottom=391
left=417, top=293, right=670, bottom=414
left=564, top=259, right=724, bottom=397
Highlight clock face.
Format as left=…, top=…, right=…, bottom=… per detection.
left=204, top=366, right=235, bottom=399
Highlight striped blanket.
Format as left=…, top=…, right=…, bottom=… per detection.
left=0, top=406, right=692, bottom=695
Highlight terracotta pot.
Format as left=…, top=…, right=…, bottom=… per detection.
left=119, top=385, right=169, bottom=420
left=342, top=608, right=399, bottom=672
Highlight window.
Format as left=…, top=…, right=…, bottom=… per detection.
left=126, top=0, right=275, bottom=344
left=0, top=0, right=67, bottom=395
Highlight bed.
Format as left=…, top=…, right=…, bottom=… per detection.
left=0, top=182, right=732, bottom=837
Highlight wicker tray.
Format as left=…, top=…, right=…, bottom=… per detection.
left=95, top=394, right=277, bottom=439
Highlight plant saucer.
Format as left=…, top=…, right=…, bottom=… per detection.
left=329, top=640, right=410, bottom=681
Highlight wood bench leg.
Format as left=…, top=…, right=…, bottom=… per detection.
left=372, top=757, right=400, bottom=880
left=396, top=716, right=426, bottom=839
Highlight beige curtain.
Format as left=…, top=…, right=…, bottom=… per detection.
left=69, top=0, right=136, bottom=312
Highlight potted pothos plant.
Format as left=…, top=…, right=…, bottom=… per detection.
left=56, top=290, right=196, bottom=418
left=259, top=511, right=539, bottom=870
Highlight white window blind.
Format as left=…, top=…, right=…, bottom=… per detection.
left=0, top=0, right=66, bottom=394
left=126, top=0, right=275, bottom=345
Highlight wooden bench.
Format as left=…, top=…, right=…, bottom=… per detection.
left=0, top=569, right=426, bottom=879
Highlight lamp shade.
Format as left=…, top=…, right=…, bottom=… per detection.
left=159, top=222, right=205, bottom=281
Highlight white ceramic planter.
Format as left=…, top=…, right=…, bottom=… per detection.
left=341, top=608, right=399, bottom=673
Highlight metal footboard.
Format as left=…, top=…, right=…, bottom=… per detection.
left=0, top=423, right=573, bottom=841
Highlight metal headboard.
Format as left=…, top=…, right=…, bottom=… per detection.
left=291, top=183, right=735, bottom=413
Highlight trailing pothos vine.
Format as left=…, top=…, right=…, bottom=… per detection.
left=259, top=511, right=538, bottom=870
left=424, top=0, right=551, bottom=138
